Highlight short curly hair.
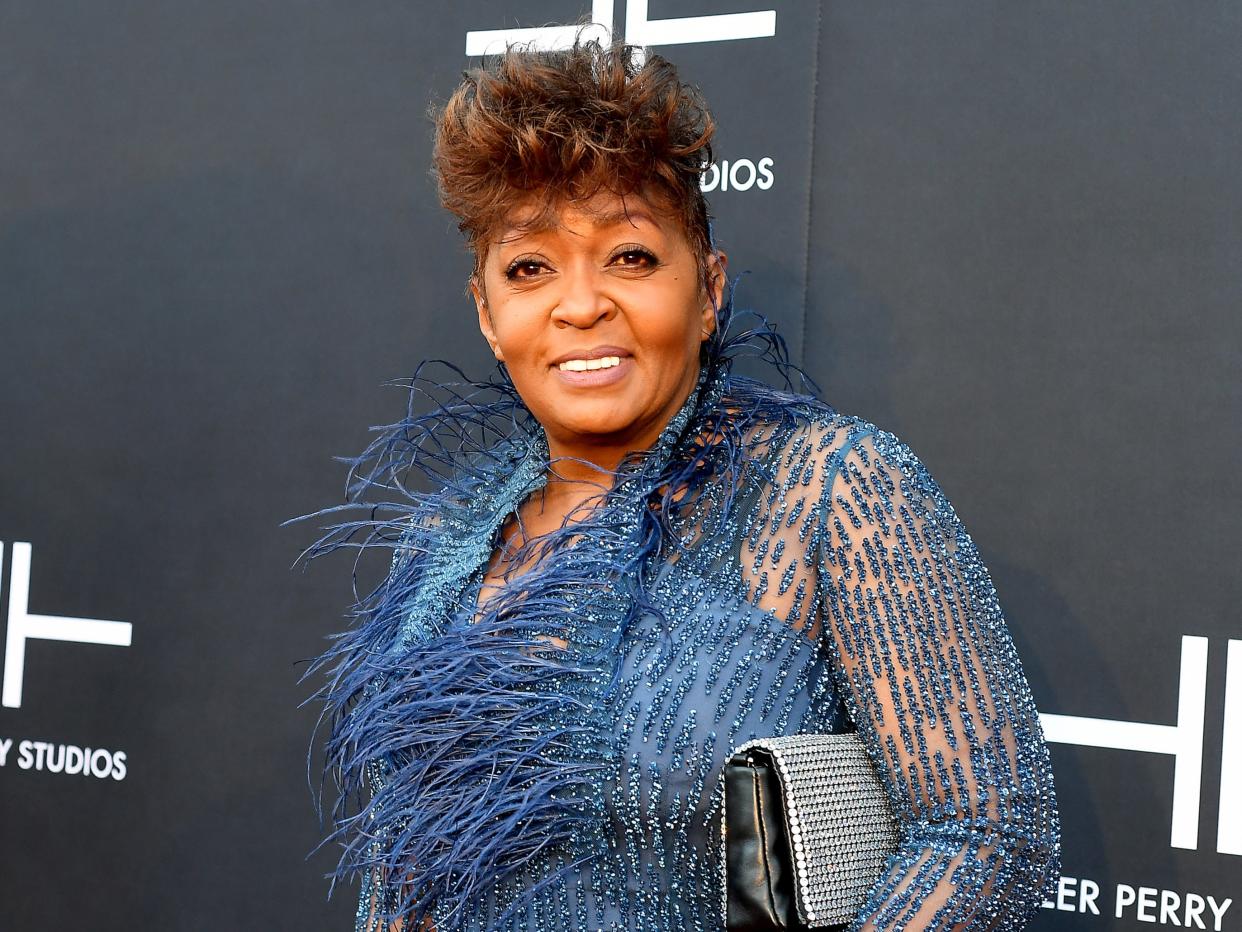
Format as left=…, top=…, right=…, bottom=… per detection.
left=431, top=37, right=717, bottom=285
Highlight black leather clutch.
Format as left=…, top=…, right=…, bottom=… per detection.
left=722, top=734, right=901, bottom=931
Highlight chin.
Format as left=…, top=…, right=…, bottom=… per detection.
left=558, top=417, right=635, bottom=441
left=540, top=405, right=638, bottom=440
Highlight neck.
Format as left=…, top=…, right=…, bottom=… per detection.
left=542, top=436, right=644, bottom=489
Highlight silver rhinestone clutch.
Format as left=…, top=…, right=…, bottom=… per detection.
left=721, top=733, right=901, bottom=929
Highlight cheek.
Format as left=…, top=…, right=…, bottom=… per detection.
left=488, top=307, right=539, bottom=359
left=640, top=291, right=705, bottom=356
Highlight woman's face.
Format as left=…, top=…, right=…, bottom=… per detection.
left=471, top=190, right=726, bottom=461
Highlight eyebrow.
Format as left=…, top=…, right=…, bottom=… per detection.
left=497, top=206, right=659, bottom=242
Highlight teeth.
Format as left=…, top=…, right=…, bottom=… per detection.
left=558, top=355, right=622, bottom=372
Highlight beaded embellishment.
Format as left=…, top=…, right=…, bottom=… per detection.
left=294, top=305, right=1062, bottom=931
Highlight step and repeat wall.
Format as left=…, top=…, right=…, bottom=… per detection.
left=1, top=3, right=1237, bottom=929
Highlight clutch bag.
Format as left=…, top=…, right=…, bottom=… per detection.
left=721, top=733, right=901, bottom=930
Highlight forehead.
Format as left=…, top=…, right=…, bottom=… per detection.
left=491, top=190, right=683, bottom=247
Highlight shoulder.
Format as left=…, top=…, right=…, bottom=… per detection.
left=389, top=428, right=544, bottom=571
left=723, top=374, right=921, bottom=473
left=719, top=377, right=993, bottom=589
left=722, top=376, right=955, bottom=519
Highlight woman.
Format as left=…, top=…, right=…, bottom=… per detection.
left=297, top=37, right=1060, bottom=932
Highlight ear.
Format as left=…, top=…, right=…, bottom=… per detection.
left=699, top=250, right=728, bottom=341
left=470, top=275, right=504, bottom=362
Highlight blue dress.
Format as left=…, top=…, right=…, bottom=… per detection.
left=300, top=324, right=1061, bottom=931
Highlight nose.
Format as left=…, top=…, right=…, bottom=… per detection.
left=550, top=265, right=616, bottom=329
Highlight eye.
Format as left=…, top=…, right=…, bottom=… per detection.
left=609, top=247, right=658, bottom=270
left=504, top=256, right=549, bottom=280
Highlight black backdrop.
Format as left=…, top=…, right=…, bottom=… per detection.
left=1, top=3, right=1238, bottom=929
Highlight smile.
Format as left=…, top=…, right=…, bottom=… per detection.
left=557, top=356, right=622, bottom=372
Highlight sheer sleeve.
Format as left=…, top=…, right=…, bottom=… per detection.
left=812, top=423, right=1060, bottom=930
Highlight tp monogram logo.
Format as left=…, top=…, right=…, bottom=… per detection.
left=465, top=1, right=776, bottom=57
left=1, top=542, right=132, bottom=709
left=1042, top=635, right=1242, bottom=856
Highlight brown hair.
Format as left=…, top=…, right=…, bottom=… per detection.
left=431, top=36, right=717, bottom=285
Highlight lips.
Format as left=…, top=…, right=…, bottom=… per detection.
left=551, top=352, right=633, bottom=387
left=558, top=355, right=621, bottom=372
left=547, top=345, right=632, bottom=367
